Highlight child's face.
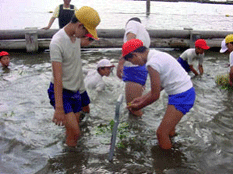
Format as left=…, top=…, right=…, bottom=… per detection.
left=127, top=53, right=145, bottom=66
left=74, top=23, right=89, bottom=38
left=226, top=43, right=233, bottom=52
left=103, top=67, right=113, bottom=76
left=196, top=47, right=205, bottom=54
left=0, top=55, right=10, bottom=67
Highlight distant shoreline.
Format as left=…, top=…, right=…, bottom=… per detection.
left=134, top=0, right=233, bottom=5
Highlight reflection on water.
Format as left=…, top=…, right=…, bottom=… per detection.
left=0, top=49, right=233, bottom=174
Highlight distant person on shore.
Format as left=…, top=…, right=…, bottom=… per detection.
left=43, top=0, right=77, bottom=30
left=84, top=58, right=115, bottom=92
left=47, top=6, right=100, bottom=147
left=0, top=51, right=11, bottom=69
left=117, top=17, right=151, bottom=117
left=124, top=39, right=195, bottom=150
left=177, top=39, right=210, bottom=76
left=220, top=34, right=233, bottom=86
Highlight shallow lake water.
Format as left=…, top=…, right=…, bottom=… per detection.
left=0, top=48, right=233, bottom=174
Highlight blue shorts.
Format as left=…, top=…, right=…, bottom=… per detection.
left=47, top=83, right=82, bottom=114
left=168, top=87, right=195, bottom=115
left=80, top=91, right=90, bottom=107
left=122, top=65, right=148, bottom=86
left=177, top=57, right=191, bottom=72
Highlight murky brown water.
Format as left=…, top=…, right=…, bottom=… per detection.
left=0, top=48, right=233, bottom=174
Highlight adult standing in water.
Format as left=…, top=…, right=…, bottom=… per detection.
left=47, top=6, right=101, bottom=147
left=43, top=0, right=78, bottom=29
left=116, top=17, right=151, bottom=116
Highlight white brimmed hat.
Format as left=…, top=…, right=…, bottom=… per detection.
left=97, top=59, right=115, bottom=68
left=220, top=39, right=228, bottom=53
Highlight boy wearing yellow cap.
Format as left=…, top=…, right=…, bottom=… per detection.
left=123, top=39, right=195, bottom=150
left=220, top=34, right=233, bottom=85
left=47, top=6, right=100, bottom=147
left=177, top=39, right=210, bottom=76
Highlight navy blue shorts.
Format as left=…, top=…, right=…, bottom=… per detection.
left=177, top=57, right=191, bottom=72
left=168, top=87, right=196, bottom=115
left=122, top=65, right=148, bottom=86
left=47, top=83, right=82, bottom=114
left=80, top=91, right=90, bottom=107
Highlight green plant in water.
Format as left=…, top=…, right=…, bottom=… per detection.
left=215, top=74, right=233, bottom=90
left=95, top=120, right=130, bottom=148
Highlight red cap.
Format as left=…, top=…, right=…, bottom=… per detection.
left=122, top=39, right=143, bottom=57
left=195, top=39, right=210, bottom=50
left=0, top=51, right=9, bottom=57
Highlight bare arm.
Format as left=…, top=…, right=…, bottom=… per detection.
left=116, top=57, right=125, bottom=79
left=229, top=66, right=233, bottom=86
left=189, top=65, right=199, bottom=76
left=52, top=61, right=65, bottom=125
left=198, top=64, right=204, bottom=75
left=42, top=17, right=56, bottom=30
left=128, top=66, right=161, bottom=110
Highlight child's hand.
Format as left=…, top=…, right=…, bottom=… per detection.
left=53, top=108, right=65, bottom=126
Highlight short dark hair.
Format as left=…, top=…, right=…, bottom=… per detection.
left=124, top=46, right=147, bottom=60
left=127, top=17, right=141, bottom=24
left=71, top=14, right=79, bottom=23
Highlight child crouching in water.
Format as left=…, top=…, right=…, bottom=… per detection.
left=124, top=39, right=196, bottom=150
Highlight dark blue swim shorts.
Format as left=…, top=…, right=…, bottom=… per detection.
left=80, top=90, right=90, bottom=107
left=177, top=57, right=191, bottom=72
left=47, top=83, right=82, bottom=114
left=122, top=65, right=148, bottom=86
left=168, top=87, right=196, bottom=115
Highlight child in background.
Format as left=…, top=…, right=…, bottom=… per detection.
left=177, top=39, right=210, bottom=76
left=220, top=34, right=233, bottom=86
left=117, top=17, right=151, bottom=116
left=124, top=39, right=195, bottom=150
left=0, top=51, right=10, bottom=68
left=84, top=59, right=115, bottom=92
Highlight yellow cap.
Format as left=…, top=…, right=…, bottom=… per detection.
left=225, top=34, right=233, bottom=44
left=75, top=6, right=100, bottom=39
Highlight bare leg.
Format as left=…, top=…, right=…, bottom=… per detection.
left=125, top=81, right=143, bottom=116
left=156, top=105, right=183, bottom=149
left=65, top=112, right=81, bottom=147
left=82, top=105, right=90, bottom=113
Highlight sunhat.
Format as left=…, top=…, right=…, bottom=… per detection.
left=225, top=34, right=233, bottom=44
left=220, top=39, right=228, bottom=53
left=0, top=51, right=9, bottom=57
left=97, top=59, right=115, bottom=68
left=122, top=39, right=143, bottom=57
left=75, top=6, right=100, bottom=39
left=195, top=39, right=210, bottom=50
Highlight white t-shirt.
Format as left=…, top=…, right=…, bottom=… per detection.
left=180, top=48, right=204, bottom=65
left=84, top=69, right=105, bottom=92
left=50, top=28, right=85, bottom=92
left=229, top=52, right=233, bottom=67
left=124, top=20, right=151, bottom=67
left=146, top=50, right=193, bottom=95
left=123, top=20, right=150, bottom=48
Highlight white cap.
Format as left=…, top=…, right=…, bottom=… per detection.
left=97, top=59, right=115, bottom=68
left=220, top=39, right=228, bottom=53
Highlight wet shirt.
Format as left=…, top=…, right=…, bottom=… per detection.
left=180, top=48, right=204, bottom=65
left=146, top=50, right=193, bottom=95
left=49, top=28, right=85, bottom=92
left=84, top=69, right=105, bottom=92
left=123, top=20, right=151, bottom=67
left=229, top=52, right=233, bottom=67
